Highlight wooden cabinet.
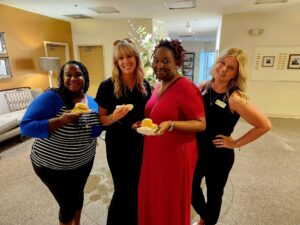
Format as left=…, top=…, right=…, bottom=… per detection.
left=182, top=52, right=195, bottom=81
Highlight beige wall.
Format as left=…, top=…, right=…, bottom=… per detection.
left=220, top=4, right=300, bottom=118
left=0, top=4, right=73, bottom=91
left=71, top=18, right=153, bottom=83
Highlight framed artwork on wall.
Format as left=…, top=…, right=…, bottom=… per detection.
left=287, top=54, right=300, bottom=69
left=262, top=56, right=275, bottom=67
left=182, top=52, right=195, bottom=81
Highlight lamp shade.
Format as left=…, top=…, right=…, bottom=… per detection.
left=39, top=57, right=60, bottom=72
left=39, top=57, right=61, bottom=88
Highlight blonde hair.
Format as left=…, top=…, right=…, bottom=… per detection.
left=112, top=38, right=147, bottom=98
left=212, top=47, right=249, bottom=101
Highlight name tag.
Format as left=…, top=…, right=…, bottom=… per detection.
left=215, top=99, right=226, bottom=108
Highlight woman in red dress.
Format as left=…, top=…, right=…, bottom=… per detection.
left=138, top=39, right=206, bottom=225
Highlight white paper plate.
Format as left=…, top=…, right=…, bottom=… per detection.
left=136, top=127, right=158, bottom=136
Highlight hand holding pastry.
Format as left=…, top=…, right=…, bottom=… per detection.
left=136, top=118, right=159, bottom=135
left=71, top=103, right=90, bottom=114
left=112, top=104, right=134, bottom=121
left=116, top=104, right=134, bottom=111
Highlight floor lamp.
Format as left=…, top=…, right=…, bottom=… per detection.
left=39, top=57, right=61, bottom=88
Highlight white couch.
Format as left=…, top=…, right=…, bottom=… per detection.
left=0, top=87, right=42, bottom=143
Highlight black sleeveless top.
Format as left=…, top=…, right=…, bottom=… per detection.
left=198, top=85, right=240, bottom=150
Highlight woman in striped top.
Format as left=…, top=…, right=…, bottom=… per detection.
left=20, top=60, right=102, bottom=225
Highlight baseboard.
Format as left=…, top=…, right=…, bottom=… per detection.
left=266, top=113, right=300, bottom=119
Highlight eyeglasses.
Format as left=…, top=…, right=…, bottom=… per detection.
left=113, top=38, right=134, bottom=46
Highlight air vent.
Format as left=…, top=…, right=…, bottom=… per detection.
left=89, top=6, right=120, bottom=13
left=255, top=0, right=288, bottom=4
left=164, top=0, right=195, bottom=10
left=63, top=14, right=93, bottom=19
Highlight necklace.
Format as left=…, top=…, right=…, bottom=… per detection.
left=209, top=88, right=220, bottom=106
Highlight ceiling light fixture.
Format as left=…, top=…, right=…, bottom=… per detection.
left=89, top=6, right=120, bottom=13
left=164, top=0, right=195, bottom=10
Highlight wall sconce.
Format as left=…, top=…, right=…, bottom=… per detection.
left=39, top=57, right=60, bottom=88
left=248, top=28, right=265, bottom=36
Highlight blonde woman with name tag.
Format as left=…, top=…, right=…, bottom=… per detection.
left=191, top=48, right=272, bottom=225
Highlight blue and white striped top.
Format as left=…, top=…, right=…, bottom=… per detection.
left=20, top=90, right=102, bottom=170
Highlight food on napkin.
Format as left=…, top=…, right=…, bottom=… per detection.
left=137, top=118, right=159, bottom=135
left=141, top=118, right=158, bottom=130
left=71, top=103, right=90, bottom=114
left=116, top=104, right=134, bottom=111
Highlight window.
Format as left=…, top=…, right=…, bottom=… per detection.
left=199, top=50, right=215, bottom=83
left=0, top=32, right=12, bottom=79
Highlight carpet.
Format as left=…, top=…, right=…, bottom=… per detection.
left=0, top=135, right=113, bottom=225
left=1, top=118, right=300, bottom=225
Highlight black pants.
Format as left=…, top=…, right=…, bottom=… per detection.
left=192, top=148, right=234, bottom=225
left=32, top=159, right=94, bottom=223
left=105, top=137, right=143, bottom=225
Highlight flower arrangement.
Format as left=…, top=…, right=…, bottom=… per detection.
left=128, top=22, right=160, bottom=87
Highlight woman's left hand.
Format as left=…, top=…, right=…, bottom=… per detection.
left=213, top=134, right=235, bottom=149
left=155, top=121, right=172, bottom=136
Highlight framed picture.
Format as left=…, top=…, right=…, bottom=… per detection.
left=287, top=54, right=300, bottom=69
left=262, top=56, right=275, bottom=67
left=182, top=52, right=195, bottom=81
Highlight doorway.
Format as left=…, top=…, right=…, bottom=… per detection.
left=78, top=45, right=105, bottom=97
left=44, top=41, right=70, bottom=87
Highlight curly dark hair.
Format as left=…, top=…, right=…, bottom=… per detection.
left=53, top=60, right=90, bottom=109
left=153, top=39, right=186, bottom=67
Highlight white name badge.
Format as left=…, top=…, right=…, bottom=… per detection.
left=215, top=99, right=226, bottom=108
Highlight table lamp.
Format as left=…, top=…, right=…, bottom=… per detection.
left=39, top=57, right=60, bottom=88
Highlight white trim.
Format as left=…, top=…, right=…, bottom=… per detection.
left=43, top=41, right=70, bottom=61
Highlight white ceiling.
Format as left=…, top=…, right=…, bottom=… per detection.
left=1, top=0, right=300, bottom=42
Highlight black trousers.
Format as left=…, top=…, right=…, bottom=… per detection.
left=32, top=159, right=94, bottom=223
left=105, top=137, right=143, bottom=225
left=192, top=148, right=234, bottom=225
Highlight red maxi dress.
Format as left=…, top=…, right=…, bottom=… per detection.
left=138, top=77, right=205, bottom=225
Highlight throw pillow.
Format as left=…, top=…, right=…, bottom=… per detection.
left=4, top=88, right=33, bottom=112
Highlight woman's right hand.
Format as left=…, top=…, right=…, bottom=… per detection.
left=111, top=105, right=131, bottom=121
left=59, top=112, right=83, bottom=126
left=48, top=111, right=82, bottom=132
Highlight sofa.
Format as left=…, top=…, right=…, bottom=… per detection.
left=0, top=87, right=42, bottom=143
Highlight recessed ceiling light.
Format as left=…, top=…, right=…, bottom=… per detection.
left=164, top=0, right=195, bottom=10
left=89, top=6, right=120, bottom=13
left=255, top=0, right=288, bottom=4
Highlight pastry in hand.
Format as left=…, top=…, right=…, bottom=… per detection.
left=141, top=118, right=158, bottom=129
left=137, top=118, right=159, bottom=136
left=116, top=104, right=134, bottom=111
left=71, top=103, right=90, bottom=114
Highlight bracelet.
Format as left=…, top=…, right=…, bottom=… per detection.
left=168, top=121, right=174, bottom=131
